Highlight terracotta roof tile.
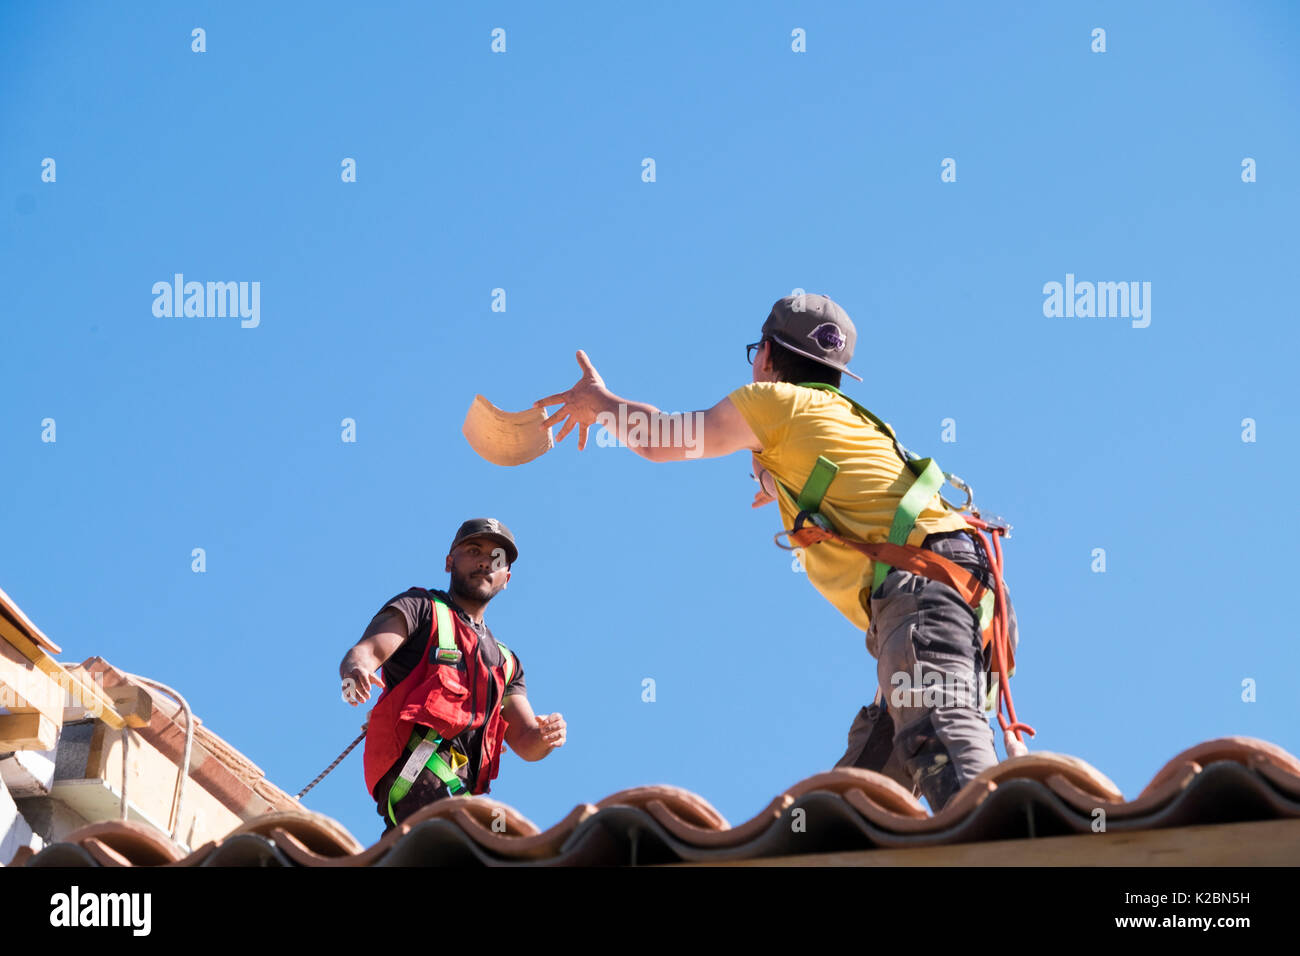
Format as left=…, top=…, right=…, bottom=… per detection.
left=1139, top=736, right=1300, bottom=798
left=55, top=820, right=187, bottom=866
left=11, top=736, right=1300, bottom=867
left=225, top=810, right=365, bottom=856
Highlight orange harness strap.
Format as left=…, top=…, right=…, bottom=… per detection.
left=787, top=524, right=992, bottom=645
left=785, top=517, right=1036, bottom=755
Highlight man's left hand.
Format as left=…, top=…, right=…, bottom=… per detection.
left=536, top=712, right=567, bottom=752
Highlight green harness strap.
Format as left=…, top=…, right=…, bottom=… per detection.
left=387, top=726, right=463, bottom=824
left=386, top=600, right=517, bottom=825
left=434, top=596, right=516, bottom=686
left=789, top=383, right=962, bottom=595
left=432, top=598, right=460, bottom=663
left=879, top=458, right=946, bottom=591
left=498, top=640, right=516, bottom=687
left=796, top=456, right=839, bottom=513
left=786, top=384, right=999, bottom=708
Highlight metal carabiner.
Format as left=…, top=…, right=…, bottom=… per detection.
left=941, top=472, right=975, bottom=512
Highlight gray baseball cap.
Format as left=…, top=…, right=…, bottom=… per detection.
left=449, top=517, right=518, bottom=565
left=760, top=294, right=862, bottom=382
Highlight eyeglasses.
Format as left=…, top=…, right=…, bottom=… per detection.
left=746, top=339, right=767, bottom=365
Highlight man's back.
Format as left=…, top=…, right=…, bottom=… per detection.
left=728, top=381, right=968, bottom=631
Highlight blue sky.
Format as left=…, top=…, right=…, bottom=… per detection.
left=2, top=1, right=1297, bottom=843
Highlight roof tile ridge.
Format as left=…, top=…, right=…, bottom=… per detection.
left=594, top=784, right=728, bottom=830
left=1139, top=737, right=1300, bottom=800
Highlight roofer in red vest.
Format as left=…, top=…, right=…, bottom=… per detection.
left=339, top=518, right=566, bottom=829
left=533, top=295, right=1022, bottom=813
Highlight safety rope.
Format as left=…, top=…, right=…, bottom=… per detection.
left=784, top=382, right=1037, bottom=758
left=296, top=728, right=366, bottom=800
left=962, top=513, right=1034, bottom=757
left=782, top=512, right=1035, bottom=755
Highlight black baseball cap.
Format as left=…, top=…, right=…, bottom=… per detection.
left=449, top=518, right=518, bottom=566
left=760, top=293, right=862, bottom=382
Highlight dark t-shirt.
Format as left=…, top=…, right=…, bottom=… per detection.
left=371, top=587, right=526, bottom=821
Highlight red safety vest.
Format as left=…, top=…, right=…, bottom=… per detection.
left=362, top=592, right=513, bottom=798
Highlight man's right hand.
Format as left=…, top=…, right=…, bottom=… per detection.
left=339, top=609, right=408, bottom=706
left=341, top=669, right=384, bottom=706
left=534, top=350, right=612, bottom=451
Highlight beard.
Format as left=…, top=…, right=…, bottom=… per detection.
left=449, top=566, right=503, bottom=605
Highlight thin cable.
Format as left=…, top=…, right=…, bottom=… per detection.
left=296, top=729, right=367, bottom=800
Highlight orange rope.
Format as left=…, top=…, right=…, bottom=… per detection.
left=963, top=515, right=1034, bottom=752
left=786, top=508, right=1036, bottom=757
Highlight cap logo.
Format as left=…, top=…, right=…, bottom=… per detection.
left=808, top=322, right=846, bottom=353
left=484, top=518, right=500, bottom=534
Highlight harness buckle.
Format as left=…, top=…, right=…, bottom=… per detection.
left=776, top=511, right=831, bottom=550
left=435, top=648, right=463, bottom=664
left=976, top=512, right=1013, bottom=535
left=792, top=510, right=831, bottom=533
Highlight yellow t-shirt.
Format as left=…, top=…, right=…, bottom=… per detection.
left=728, top=381, right=970, bottom=632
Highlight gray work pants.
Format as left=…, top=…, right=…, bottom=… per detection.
left=834, top=530, right=1018, bottom=813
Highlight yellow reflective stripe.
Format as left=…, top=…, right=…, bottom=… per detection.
left=497, top=640, right=516, bottom=687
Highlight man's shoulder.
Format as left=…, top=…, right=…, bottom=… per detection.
left=383, top=585, right=435, bottom=605
left=392, top=586, right=471, bottom=607
left=728, top=381, right=803, bottom=402
left=727, top=383, right=821, bottom=448
left=727, top=381, right=807, bottom=423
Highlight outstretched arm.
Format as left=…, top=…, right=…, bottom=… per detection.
left=534, top=350, right=761, bottom=461
left=338, top=609, right=407, bottom=705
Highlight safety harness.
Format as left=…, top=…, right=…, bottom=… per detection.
left=385, top=597, right=516, bottom=824
left=772, top=382, right=1034, bottom=756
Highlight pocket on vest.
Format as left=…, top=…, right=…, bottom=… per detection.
left=434, top=666, right=470, bottom=698
left=415, top=665, right=472, bottom=734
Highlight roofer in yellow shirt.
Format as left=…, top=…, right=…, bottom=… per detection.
left=534, top=294, right=1019, bottom=812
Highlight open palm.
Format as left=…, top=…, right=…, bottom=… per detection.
left=534, top=350, right=609, bottom=451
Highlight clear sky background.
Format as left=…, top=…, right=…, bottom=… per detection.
left=2, top=2, right=1296, bottom=844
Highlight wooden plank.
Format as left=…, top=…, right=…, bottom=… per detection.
left=69, top=680, right=153, bottom=728
left=84, top=720, right=111, bottom=780
left=0, top=616, right=125, bottom=730
left=105, top=685, right=153, bottom=728
left=0, top=713, right=58, bottom=751
left=0, top=639, right=66, bottom=727
left=674, top=818, right=1300, bottom=867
